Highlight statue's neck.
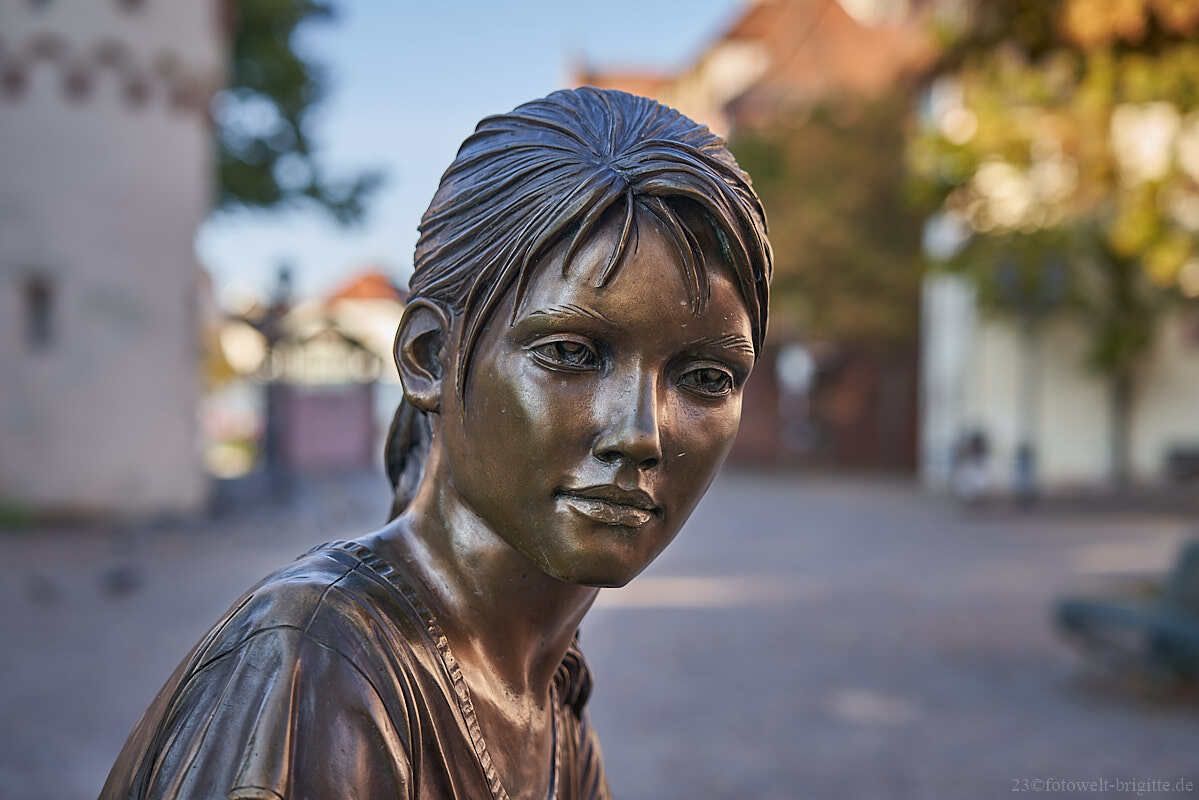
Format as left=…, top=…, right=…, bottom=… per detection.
left=374, top=443, right=598, bottom=701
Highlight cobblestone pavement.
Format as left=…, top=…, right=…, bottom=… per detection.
left=2, top=471, right=1197, bottom=799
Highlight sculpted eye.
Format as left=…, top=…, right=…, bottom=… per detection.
left=678, top=366, right=734, bottom=397
left=529, top=339, right=600, bottom=371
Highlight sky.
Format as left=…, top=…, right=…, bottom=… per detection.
left=197, top=0, right=740, bottom=304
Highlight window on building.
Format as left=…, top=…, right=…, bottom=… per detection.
left=24, top=274, right=54, bottom=350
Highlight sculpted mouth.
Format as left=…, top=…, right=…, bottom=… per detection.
left=555, top=485, right=661, bottom=528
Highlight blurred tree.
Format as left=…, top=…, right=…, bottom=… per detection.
left=215, top=0, right=383, bottom=224
left=732, top=94, right=925, bottom=346
left=909, top=0, right=1199, bottom=484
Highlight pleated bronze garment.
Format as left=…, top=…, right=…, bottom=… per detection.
left=100, top=541, right=610, bottom=800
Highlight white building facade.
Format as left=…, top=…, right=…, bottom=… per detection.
left=0, top=1, right=226, bottom=515
left=922, top=274, right=1199, bottom=491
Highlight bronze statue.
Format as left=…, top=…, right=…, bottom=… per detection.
left=101, top=87, right=772, bottom=800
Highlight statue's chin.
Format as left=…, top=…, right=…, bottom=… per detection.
left=536, top=558, right=645, bottom=590
left=577, top=576, right=635, bottom=590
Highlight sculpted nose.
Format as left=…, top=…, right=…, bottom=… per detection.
left=593, top=372, right=663, bottom=470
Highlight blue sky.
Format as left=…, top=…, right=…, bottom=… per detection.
left=198, top=0, right=739, bottom=302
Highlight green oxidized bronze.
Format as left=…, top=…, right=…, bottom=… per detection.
left=101, top=87, right=773, bottom=800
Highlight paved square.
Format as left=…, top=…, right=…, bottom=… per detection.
left=2, top=472, right=1196, bottom=799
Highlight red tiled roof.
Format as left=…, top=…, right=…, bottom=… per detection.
left=574, top=0, right=937, bottom=131
left=326, top=270, right=406, bottom=304
left=723, top=0, right=783, bottom=41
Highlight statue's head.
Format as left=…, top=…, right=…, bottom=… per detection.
left=388, top=87, right=771, bottom=587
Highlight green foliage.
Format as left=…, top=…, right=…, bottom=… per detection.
left=216, top=0, right=383, bottom=224
left=910, top=0, right=1199, bottom=379
left=732, top=95, right=924, bottom=344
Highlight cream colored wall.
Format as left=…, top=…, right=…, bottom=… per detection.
left=1028, top=320, right=1111, bottom=483
left=922, top=274, right=1199, bottom=490
left=0, top=1, right=223, bottom=515
left=962, top=318, right=1111, bottom=487
left=920, top=274, right=976, bottom=486
left=1132, top=316, right=1199, bottom=477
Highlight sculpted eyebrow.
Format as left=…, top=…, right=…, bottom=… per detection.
left=689, top=333, right=755, bottom=356
left=524, top=303, right=614, bottom=325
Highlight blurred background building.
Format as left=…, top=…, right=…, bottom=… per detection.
left=923, top=272, right=1199, bottom=490
left=0, top=1, right=226, bottom=516
left=575, top=0, right=934, bottom=138
left=204, top=266, right=405, bottom=480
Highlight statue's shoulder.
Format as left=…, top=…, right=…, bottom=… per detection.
left=224, top=542, right=359, bottom=623
left=197, top=540, right=430, bottom=668
left=99, top=543, right=418, bottom=800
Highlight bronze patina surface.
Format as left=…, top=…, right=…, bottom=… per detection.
left=101, top=87, right=772, bottom=800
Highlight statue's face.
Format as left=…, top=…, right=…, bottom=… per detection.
left=440, top=215, right=756, bottom=587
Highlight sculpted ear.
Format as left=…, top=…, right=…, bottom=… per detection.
left=394, top=298, right=452, bottom=414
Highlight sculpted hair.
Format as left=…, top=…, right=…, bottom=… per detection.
left=386, top=87, right=772, bottom=517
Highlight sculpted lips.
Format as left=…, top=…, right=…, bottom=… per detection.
left=555, top=484, right=661, bottom=528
